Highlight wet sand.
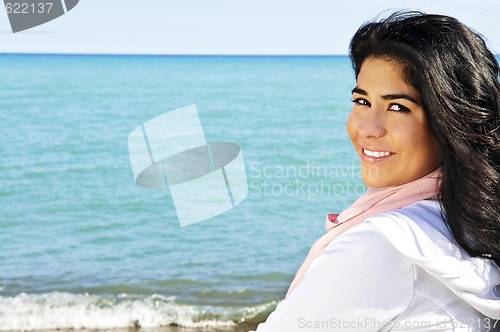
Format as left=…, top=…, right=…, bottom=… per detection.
left=29, top=323, right=261, bottom=332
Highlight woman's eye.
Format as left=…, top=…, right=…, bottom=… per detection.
left=389, top=103, right=411, bottom=113
left=352, top=98, right=370, bottom=106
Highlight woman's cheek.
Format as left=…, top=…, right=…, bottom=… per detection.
left=346, top=109, right=359, bottom=146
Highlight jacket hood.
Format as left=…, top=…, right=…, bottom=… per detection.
left=368, top=200, right=500, bottom=319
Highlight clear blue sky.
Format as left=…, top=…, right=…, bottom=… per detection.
left=1, top=0, right=499, bottom=55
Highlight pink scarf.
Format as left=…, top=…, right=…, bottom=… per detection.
left=286, top=167, right=442, bottom=297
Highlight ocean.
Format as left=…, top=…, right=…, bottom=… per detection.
left=0, top=54, right=364, bottom=331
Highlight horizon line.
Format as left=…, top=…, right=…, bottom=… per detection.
left=0, top=51, right=350, bottom=57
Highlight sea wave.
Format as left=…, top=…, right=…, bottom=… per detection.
left=0, top=292, right=277, bottom=331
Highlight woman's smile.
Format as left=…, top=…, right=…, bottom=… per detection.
left=361, top=147, right=394, bottom=160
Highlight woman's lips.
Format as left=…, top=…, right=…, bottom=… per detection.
left=361, top=148, right=395, bottom=161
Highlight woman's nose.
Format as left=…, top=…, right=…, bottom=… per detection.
left=357, top=107, right=386, bottom=139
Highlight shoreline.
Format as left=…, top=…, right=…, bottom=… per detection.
left=1, top=325, right=261, bottom=332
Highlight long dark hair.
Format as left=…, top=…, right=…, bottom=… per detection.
left=349, top=12, right=500, bottom=266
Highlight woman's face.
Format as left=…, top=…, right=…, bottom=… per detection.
left=347, top=57, right=441, bottom=188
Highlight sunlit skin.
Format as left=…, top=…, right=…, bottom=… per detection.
left=346, top=57, right=442, bottom=188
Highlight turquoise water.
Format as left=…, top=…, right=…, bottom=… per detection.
left=0, top=54, right=363, bottom=330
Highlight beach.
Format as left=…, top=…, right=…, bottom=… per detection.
left=31, top=323, right=263, bottom=332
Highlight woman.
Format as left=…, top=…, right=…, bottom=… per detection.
left=252, top=12, right=500, bottom=331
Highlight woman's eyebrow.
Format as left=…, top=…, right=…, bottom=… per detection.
left=382, top=93, right=420, bottom=105
left=351, top=87, right=420, bottom=105
left=351, top=87, right=367, bottom=95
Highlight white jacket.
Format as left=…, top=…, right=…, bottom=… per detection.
left=252, top=200, right=500, bottom=331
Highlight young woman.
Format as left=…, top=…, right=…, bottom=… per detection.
left=252, top=12, right=500, bottom=331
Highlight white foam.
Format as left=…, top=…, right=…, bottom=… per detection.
left=0, top=292, right=246, bottom=330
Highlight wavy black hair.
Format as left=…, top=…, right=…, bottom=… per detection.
left=349, top=12, right=500, bottom=266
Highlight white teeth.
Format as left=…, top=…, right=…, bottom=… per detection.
left=363, top=149, right=391, bottom=158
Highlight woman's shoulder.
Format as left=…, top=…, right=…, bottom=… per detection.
left=359, top=199, right=488, bottom=263
left=330, top=200, right=452, bottom=257
left=365, top=199, right=463, bottom=258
